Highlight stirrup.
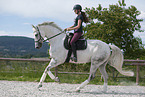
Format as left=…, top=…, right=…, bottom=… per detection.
left=71, top=57, right=77, bottom=62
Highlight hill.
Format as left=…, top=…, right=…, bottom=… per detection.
left=0, top=36, right=49, bottom=58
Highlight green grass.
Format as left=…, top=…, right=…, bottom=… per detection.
left=0, top=71, right=144, bottom=86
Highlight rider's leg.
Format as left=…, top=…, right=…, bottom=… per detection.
left=65, top=49, right=72, bottom=63
left=70, top=42, right=77, bottom=62
left=70, top=32, right=82, bottom=62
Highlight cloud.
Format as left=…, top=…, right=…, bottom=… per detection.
left=23, top=23, right=31, bottom=25
left=0, top=0, right=81, bottom=22
left=1, top=0, right=144, bottom=23
left=0, top=0, right=70, bottom=21
left=0, top=0, right=103, bottom=22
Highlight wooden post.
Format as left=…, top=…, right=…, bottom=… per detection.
left=136, top=58, right=139, bottom=85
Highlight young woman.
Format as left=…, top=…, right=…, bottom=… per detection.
left=65, top=4, right=89, bottom=62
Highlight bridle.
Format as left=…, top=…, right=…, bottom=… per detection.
left=34, top=26, right=65, bottom=42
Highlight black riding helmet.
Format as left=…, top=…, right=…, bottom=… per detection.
left=73, top=4, right=82, bottom=11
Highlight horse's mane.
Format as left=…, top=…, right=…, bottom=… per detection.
left=38, top=21, right=62, bottom=31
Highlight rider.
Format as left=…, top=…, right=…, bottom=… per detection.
left=65, top=4, right=89, bottom=62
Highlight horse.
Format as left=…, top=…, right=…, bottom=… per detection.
left=32, top=21, right=134, bottom=92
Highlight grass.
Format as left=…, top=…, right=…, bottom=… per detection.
left=0, top=61, right=144, bottom=86
left=0, top=71, right=144, bottom=86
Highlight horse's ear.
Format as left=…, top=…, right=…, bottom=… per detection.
left=32, top=24, right=36, bottom=29
left=32, top=25, right=37, bottom=33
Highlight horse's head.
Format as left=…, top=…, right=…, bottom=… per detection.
left=32, top=22, right=63, bottom=49
left=32, top=25, right=43, bottom=49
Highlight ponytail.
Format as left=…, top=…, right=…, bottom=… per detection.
left=81, top=11, right=89, bottom=23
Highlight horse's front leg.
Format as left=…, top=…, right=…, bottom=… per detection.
left=38, top=58, right=60, bottom=88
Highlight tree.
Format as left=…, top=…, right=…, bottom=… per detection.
left=84, top=0, right=144, bottom=57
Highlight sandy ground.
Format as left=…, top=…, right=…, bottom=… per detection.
left=0, top=80, right=145, bottom=97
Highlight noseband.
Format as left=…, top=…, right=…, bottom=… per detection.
left=35, top=26, right=44, bottom=42
left=35, top=26, right=65, bottom=42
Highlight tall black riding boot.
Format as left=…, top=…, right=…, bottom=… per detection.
left=71, top=42, right=77, bottom=62
left=65, top=49, right=72, bottom=63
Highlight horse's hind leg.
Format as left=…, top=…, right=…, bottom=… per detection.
left=99, top=61, right=108, bottom=92
left=76, top=62, right=99, bottom=92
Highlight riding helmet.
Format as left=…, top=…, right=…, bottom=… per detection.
left=73, top=4, right=82, bottom=11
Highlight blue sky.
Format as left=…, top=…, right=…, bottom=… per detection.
left=0, top=0, right=145, bottom=43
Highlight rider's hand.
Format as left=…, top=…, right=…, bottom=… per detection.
left=64, top=28, right=67, bottom=31
left=64, top=28, right=71, bottom=31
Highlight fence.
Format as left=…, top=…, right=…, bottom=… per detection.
left=124, top=59, right=145, bottom=85
left=0, top=58, right=145, bottom=85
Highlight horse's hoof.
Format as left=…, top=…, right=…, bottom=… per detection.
left=75, top=89, right=80, bottom=92
left=38, top=84, right=42, bottom=88
left=75, top=87, right=81, bottom=92
left=55, top=77, right=60, bottom=82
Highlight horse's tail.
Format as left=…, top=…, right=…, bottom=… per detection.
left=108, top=45, right=134, bottom=76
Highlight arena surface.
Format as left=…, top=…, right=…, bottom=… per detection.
left=0, top=80, right=145, bottom=97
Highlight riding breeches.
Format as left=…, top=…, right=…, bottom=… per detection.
left=70, top=32, right=82, bottom=45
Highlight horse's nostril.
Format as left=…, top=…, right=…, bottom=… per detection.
left=35, top=42, right=42, bottom=49
left=36, top=46, right=40, bottom=49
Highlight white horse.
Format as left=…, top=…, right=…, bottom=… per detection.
left=32, top=21, right=134, bottom=92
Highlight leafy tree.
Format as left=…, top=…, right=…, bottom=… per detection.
left=84, top=0, right=144, bottom=57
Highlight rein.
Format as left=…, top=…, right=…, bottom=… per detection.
left=43, top=31, right=65, bottom=42
left=36, top=26, right=65, bottom=42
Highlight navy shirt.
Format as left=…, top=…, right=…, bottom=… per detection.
left=74, top=14, right=83, bottom=33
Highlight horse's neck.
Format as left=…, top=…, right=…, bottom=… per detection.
left=49, top=33, right=65, bottom=46
left=41, top=25, right=65, bottom=47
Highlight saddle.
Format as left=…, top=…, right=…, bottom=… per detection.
left=64, top=33, right=87, bottom=50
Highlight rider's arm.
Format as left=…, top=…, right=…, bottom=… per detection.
left=67, top=19, right=82, bottom=31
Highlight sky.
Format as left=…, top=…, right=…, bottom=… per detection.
left=0, top=0, right=145, bottom=43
